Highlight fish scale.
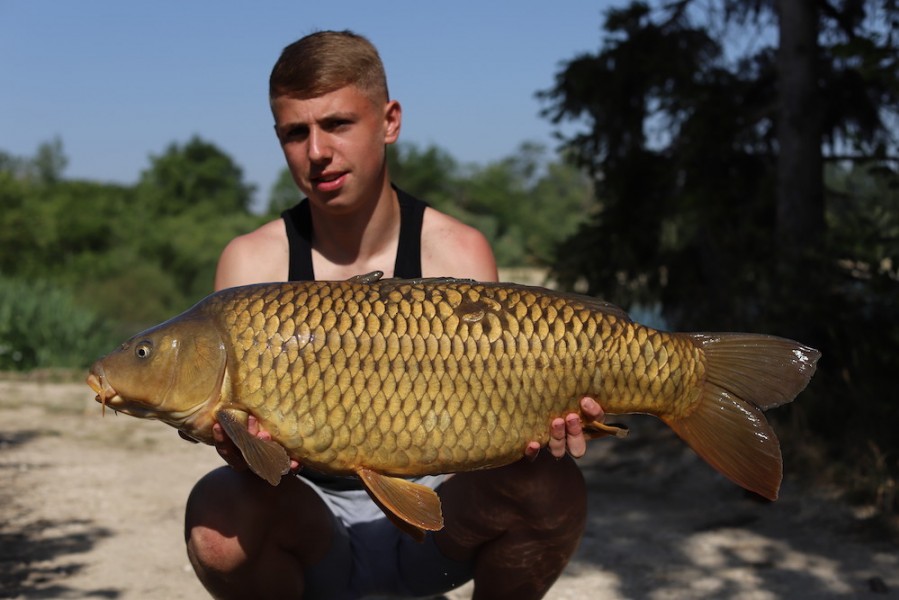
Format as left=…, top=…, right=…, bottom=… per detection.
left=87, top=273, right=820, bottom=538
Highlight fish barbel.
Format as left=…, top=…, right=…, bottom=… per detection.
left=86, top=272, right=820, bottom=539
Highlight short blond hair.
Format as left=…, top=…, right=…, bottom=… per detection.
left=269, top=30, right=389, bottom=103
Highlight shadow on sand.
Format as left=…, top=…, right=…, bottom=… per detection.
left=0, top=430, right=118, bottom=599
left=566, top=418, right=895, bottom=599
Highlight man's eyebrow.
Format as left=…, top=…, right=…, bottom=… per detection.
left=275, top=108, right=363, bottom=135
left=276, top=110, right=357, bottom=127
left=317, top=110, right=358, bottom=123
left=273, top=120, right=306, bottom=137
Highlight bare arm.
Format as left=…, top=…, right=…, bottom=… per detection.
left=420, top=209, right=498, bottom=281
left=214, top=220, right=290, bottom=291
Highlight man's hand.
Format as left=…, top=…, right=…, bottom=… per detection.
left=525, top=396, right=604, bottom=460
left=211, top=415, right=301, bottom=472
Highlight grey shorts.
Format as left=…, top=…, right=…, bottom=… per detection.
left=299, top=473, right=473, bottom=600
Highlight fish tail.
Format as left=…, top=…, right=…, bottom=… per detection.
left=662, top=333, right=820, bottom=500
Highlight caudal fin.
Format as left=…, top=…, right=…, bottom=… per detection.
left=663, top=334, right=820, bottom=500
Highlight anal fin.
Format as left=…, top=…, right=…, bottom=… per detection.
left=356, top=468, right=444, bottom=542
left=217, top=409, right=291, bottom=486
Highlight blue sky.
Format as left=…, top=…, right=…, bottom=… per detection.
left=2, top=1, right=617, bottom=208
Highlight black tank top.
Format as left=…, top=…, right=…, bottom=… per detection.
left=280, top=187, right=428, bottom=281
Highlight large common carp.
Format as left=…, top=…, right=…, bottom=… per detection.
left=87, top=272, right=819, bottom=539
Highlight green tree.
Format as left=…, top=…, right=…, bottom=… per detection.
left=136, top=135, right=255, bottom=216
left=0, top=138, right=68, bottom=184
left=452, top=143, right=592, bottom=266
left=0, top=171, right=39, bottom=276
left=0, top=152, right=133, bottom=283
left=387, top=142, right=460, bottom=208
left=133, top=136, right=263, bottom=306
left=267, top=168, right=301, bottom=216
left=33, top=137, right=68, bottom=184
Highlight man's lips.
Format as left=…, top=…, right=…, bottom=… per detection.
left=311, top=172, right=346, bottom=192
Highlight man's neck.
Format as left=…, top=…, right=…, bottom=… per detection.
left=308, top=180, right=401, bottom=277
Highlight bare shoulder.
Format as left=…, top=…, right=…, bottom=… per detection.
left=420, top=208, right=498, bottom=282
left=214, top=218, right=290, bottom=291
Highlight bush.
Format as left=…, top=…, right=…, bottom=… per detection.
left=0, top=278, right=116, bottom=371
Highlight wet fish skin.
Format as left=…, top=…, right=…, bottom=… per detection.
left=86, top=274, right=820, bottom=538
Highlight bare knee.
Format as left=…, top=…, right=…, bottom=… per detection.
left=485, top=453, right=587, bottom=528
left=184, top=467, right=269, bottom=573
left=184, top=467, right=334, bottom=599
left=438, top=455, right=588, bottom=599
left=516, top=453, right=587, bottom=534
left=439, top=453, right=588, bottom=554
left=185, top=467, right=260, bottom=538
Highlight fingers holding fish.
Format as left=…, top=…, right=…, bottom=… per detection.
left=527, top=396, right=605, bottom=460
left=524, top=441, right=542, bottom=461
left=546, top=417, right=567, bottom=458
left=580, top=396, right=604, bottom=423
left=565, top=396, right=605, bottom=459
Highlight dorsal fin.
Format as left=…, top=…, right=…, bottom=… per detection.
left=347, top=271, right=384, bottom=284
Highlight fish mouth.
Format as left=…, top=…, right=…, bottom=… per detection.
left=86, top=364, right=211, bottom=425
left=87, top=366, right=119, bottom=416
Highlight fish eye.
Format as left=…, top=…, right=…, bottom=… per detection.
left=135, top=342, right=153, bottom=359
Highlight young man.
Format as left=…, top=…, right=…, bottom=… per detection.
left=184, top=30, right=604, bottom=599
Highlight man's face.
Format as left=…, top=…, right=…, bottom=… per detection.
left=271, top=85, right=401, bottom=212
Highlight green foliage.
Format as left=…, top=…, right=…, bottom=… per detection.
left=0, top=137, right=264, bottom=344
left=0, top=170, right=134, bottom=282
left=136, top=135, right=255, bottom=216
left=0, top=277, right=115, bottom=370
left=387, top=143, right=459, bottom=206
left=127, top=136, right=265, bottom=319
left=266, top=168, right=302, bottom=216
left=33, top=137, right=68, bottom=184
left=0, top=138, right=68, bottom=184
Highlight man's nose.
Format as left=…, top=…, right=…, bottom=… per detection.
left=307, top=129, right=331, bottom=162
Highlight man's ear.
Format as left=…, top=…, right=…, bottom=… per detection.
left=384, top=100, right=402, bottom=144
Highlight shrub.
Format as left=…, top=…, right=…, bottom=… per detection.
left=0, top=277, right=115, bottom=371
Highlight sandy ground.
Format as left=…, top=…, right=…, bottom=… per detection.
left=1, top=377, right=897, bottom=599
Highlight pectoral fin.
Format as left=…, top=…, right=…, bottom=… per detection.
left=584, top=420, right=629, bottom=439
left=356, top=468, right=444, bottom=542
left=217, top=409, right=291, bottom=486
